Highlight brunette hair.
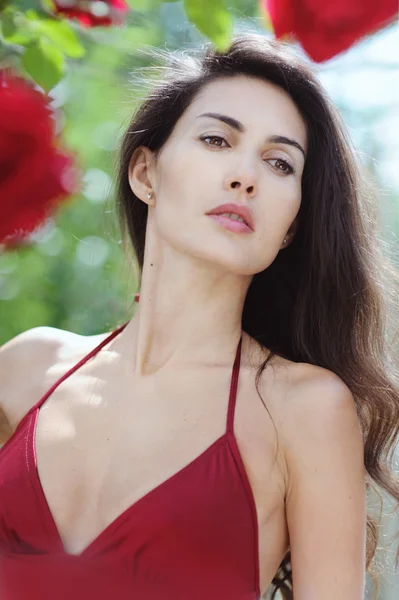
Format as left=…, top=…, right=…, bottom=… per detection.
left=115, top=33, right=399, bottom=599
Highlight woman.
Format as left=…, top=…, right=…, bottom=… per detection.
left=0, top=34, right=398, bottom=600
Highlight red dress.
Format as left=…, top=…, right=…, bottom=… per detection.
left=0, top=323, right=261, bottom=599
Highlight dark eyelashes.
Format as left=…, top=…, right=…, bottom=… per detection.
left=272, top=158, right=295, bottom=175
left=199, top=135, right=295, bottom=175
left=199, top=135, right=228, bottom=148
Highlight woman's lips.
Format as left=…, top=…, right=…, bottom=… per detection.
left=207, top=214, right=253, bottom=233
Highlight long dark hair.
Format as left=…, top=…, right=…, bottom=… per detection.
left=114, top=33, right=399, bottom=598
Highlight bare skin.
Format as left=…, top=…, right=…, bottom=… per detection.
left=0, top=75, right=366, bottom=598
left=0, top=324, right=313, bottom=595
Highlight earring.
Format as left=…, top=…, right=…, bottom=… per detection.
left=283, top=238, right=287, bottom=245
left=147, top=191, right=153, bottom=199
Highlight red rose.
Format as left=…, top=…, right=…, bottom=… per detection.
left=53, top=0, right=129, bottom=28
left=264, top=0, right=398, bottom=61
left=0, top=73, right=78, bottom=248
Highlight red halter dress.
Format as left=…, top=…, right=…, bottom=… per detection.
left=0, top=323, right=261, bottom=599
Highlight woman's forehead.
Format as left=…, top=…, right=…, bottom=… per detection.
left=181, top=76, right=308, bottom=148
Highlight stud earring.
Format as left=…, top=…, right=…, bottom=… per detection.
left=283, top=238, right=287, bottom=245
left=147, top=191, right=153, bottom=200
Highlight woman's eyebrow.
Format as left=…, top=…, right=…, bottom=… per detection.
left=197, top=112, right=306, bottom=159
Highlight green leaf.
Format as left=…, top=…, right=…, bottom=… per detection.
left=1, top=11, right=17, bottom=38
left=183, top=0, right=232, bottom=51
left=21, top=38, right=65, bottom=92
left=32, top=19, right=86, bottom=58
left=0, top=7, right=32, bottom=44
left=24, top=8, right=40, bottom=20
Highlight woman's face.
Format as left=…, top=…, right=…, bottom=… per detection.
left=134, top=75, right=307, bottom=275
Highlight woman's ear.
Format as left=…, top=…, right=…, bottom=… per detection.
left=282, top=217, right=299, bottom=249
left=128, top=146, right=156, bottom=206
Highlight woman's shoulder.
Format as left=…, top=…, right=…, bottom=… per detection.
left=245, top=331, right=352, bottom=405
left=266, top=349, right=354, bottom=425
left=0, top=325, right=109, bottom=437
left=0, top=324, right=101, bottom=383
left=269, top=354, right=359, bottom=475
left=243, top=332, right=346, bottom=393
left=246, top=336, right=356, bottom=442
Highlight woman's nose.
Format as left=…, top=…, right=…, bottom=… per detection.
left=230, top=180, right=255, bottom=196
left=224, top=161, right=257, bottom=197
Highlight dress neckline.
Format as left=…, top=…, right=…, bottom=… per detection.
left=26, top=326, right=243, bottom=557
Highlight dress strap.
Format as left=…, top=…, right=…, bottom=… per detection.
left=226, top=335, right=243, bottom=435
left=28, top=322, right=129, bottom=415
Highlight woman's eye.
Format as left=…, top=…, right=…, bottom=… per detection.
left=267, top=158, right=295, bottom=175
left=200, top=135, right=228, bottom=148
left=199, top=137, right=295, bottom=174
